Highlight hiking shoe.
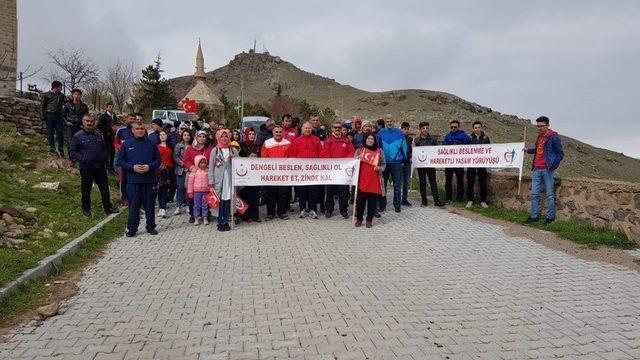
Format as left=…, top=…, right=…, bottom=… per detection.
left=105, top=208, right=119, bottom=215
left=147, top=229, right=158, bottom=235
left=188, top=216, right=195, bottom=223
left=366, top=220, right=373, bottom=228
left=325, top=212, right=332, bottom=218
left=265, top=215, right=274, bottom=221
left=402, top=201, right=412, bottom=207
left=421, top=200, right=428, bottom=207
left=341, top=212, right=349, bottom=219
left=299, top=210, right=308, bottom=218
left=173, top=207, right=181, bottom=215
left=82, top=209, right=91, bottom=217
left=445, top=200, right=452, bottom=205
left=465, top=201, right=473, bottom=209
left=279, top=214, right=289, bottom=220
left=480, top=202, right=489, bottom=208
left=435, top=201, right=445, bottom=207
left=374, top=210, right=381, bottom=218
left=523, top=217, right=538, bottom=225
left=544, top=218, right=555, bottom=225
left=125, top=230, right=136, bottom=237
left=394, top=206, right=401, bottom=213
left=309, top=210, right=318, bottom=219
left=158, top=209, right=166, bottom=218
left=253, top=218, right=262, bottom=223
left=355, top=220, right=363, bottom=227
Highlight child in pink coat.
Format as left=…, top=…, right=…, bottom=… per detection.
left=187, top=155, right=210, bottom=225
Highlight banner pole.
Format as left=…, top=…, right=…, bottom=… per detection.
left=518, top=126, right=527, bottom=196
left=351, top=163, right=360, bottom=226
left=230, top=158, right=235, bottom=230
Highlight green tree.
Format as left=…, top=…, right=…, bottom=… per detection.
left=138, top=55, right=176, bottom=116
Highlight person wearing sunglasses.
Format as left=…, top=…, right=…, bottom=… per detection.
left=443, top=120, right=470, bottom=204
left=523, top=116, right=564, bottom=225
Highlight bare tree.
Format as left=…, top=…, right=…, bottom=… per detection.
left=46, top=47, right=99, bottom=91
left=103, top=61, right=137, bottom=112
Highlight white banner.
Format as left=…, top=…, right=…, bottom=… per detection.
left=412, top=142, right=524, bottom=176
left=232, top=158, right=360, bottom=186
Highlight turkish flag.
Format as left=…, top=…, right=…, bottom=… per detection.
left=205, top=191, right=220, bottom=208
left=360, top=148, right=380, bottom=166
left=235, top=195, right=249, bottom=215
left=182, top=99, right=197, bottom=113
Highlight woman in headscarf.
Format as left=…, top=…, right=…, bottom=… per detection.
left=353, top=132, right=386, bottom=228
left=208, top=129, right=239, bottom=231
left=238, top=127, right=261, bottom=222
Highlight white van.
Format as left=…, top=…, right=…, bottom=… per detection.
left=152, top=109, right=191, bottom=126
left=241, top=116, right=270, bottom=135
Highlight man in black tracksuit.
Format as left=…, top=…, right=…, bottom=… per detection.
left=41, top=81, right=66, bottom=156
left=69, top=114, right=119, bottom=217
left=98, top=102, right=118, bottom=170
left=414, top=121, right=444, bottom=207
left=117, top=121, right=161, bottom=237
left=467, top=120, right=490, bottom=207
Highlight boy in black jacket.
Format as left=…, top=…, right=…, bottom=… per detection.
left=467, top=121, right=490, bottom=208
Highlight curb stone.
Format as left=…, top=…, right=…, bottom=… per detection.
left=0, top=209, right=123, bottom=304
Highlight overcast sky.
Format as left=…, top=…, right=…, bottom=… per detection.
left=17, top=0, right=640, bottom=158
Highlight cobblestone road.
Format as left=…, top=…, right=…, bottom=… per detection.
left=2, top=206, right=640, bottom=359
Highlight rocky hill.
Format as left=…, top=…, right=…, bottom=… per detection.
left=167, top=51, right=640, bottom=183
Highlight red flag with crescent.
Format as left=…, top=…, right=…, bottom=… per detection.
left=182, top=99, right=197, bottom=113
left=360, top=148, right=380, bottom=166
left=235, top=195, right=249, bottom=215
left=205, top=191, right=220, bottom=208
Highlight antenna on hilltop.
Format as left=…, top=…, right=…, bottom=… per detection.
left=253, top=39, right=256, bottom=53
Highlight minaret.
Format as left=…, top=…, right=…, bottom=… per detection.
left=194, top=39, right=206, bottom=81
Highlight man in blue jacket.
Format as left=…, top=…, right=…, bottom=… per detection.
left=443, top=120, right=470, bottom=204
left=69, top=114, right=119, bottom=217
left=377, top=117, right=408, bottom=213
left=523, top=116, right=564, bottom=225
left=117, top=121, right=161, bottom=237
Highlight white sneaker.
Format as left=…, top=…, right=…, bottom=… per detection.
left=299, top=210, right=308, bottom=218
left=465, top=201, right=473, bottom=209
left=194, top=218, right=200, bottom=226
left=160, top=209, right=168, bottom=218
left=309, top=210, right=318, bottom=219
left=173, top=207, right=181, bottom=215
left=480, top=202, right=489, bottom=208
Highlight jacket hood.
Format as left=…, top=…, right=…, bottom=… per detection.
left=194, top=155, right=207, bottom=167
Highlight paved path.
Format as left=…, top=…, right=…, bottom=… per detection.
left=2, top=206, right=640, bottom=359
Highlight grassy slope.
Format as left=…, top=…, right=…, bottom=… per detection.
left=0, top=125, right=121, bottom=287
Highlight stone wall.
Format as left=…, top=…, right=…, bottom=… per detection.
left=483, top=171, right=640, bottom=245
left=0, top=96, right=44, bottom=135
left=0, top=0, right=18, bottom=96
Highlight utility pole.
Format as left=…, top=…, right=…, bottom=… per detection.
left=240, top=79, right=244, bottom=122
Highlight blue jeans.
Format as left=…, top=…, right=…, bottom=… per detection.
left=401, top=162, right=411, bottom=203
left=175, top=172, right=187, bottom=207
left=218, top=200, right=231, bottom=225
left=45, top=114, right=64, bottom=154
left=380, top=163, right=403, bottom=209
left=530, top=169, right=556, bottom=220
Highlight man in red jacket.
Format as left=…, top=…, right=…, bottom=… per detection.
left=289, top=121, right=322, bottom=219
left=321, top=121, right=355, bottom=218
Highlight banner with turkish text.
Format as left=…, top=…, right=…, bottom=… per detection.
left=412, top=142, right=524, bottom=179
left=232, top=158, right=360, bottom=186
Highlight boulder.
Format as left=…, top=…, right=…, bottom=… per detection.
left=2, top=213, right=15, bottom=224
left=0, top=204, right=20, bottom=217
left=614, top=209, right=631, bottom=222
left=37, top=303, right=59, bottom=319
left=597, top=207, right=615, bottom=221
left=56, top=231, right=68, bottom=238
left=18, top=179, right=27, bottom=187
left=634, top=193, right=640, bottom=210
left=25, top=207, right=37, bottom=213
left=32, top=182, right=60, bottom=191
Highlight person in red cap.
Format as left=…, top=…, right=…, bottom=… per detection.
left=288, top=121, right=322, bottom=219
left=321, top=121, right=355, bottom=218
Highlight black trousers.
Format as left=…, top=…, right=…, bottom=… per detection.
left=239, top=186, right=261, bottom=220
left=445, top=168, right=465, bottom=202
left=418, top=168, right=440, bottom=203
left=266, top=186, right=289, bottom=216
left=106, top=141, right=115, bottom=170
left=80, top=167, right=113, bottom=213
left=325, top=185, right=349, bottom=214
left=467, top=168, right=487, bottom=203
left=317, top=185, right=326, bottom=212
left=297, top=185, right=319, bottom=212
left=355, top=192, right=378, bottom=221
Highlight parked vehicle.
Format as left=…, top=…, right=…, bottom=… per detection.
left=241, top=116, right=269, bottom=137
left=152, top=109, right=191, bottom=126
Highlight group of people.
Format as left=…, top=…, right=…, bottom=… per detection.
left=41, top=79, right=564, bottom=236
